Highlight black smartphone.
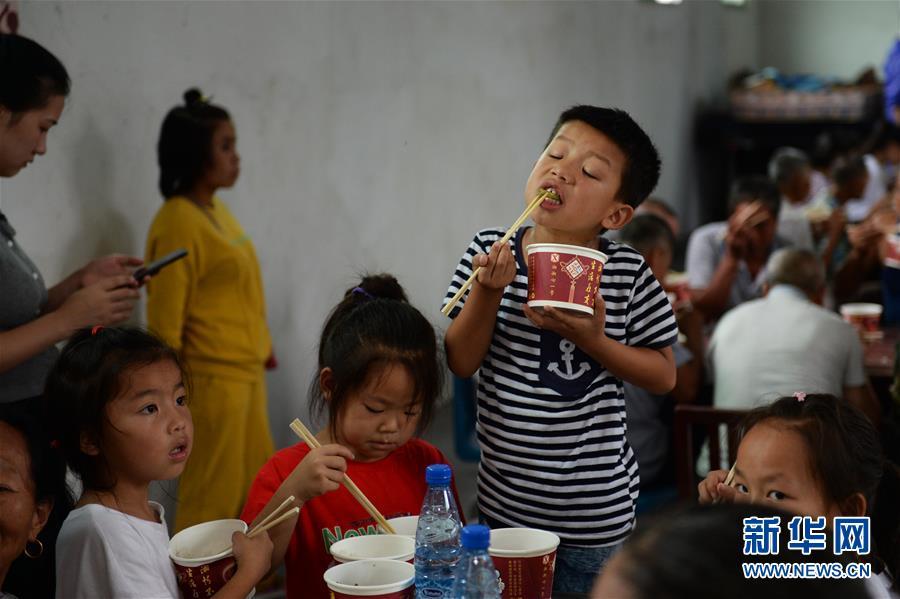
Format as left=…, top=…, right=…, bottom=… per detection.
left=134, top=249, right=188, bottom=283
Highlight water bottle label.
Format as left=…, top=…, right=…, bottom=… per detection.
left=421, top=590, right=445, bottom=598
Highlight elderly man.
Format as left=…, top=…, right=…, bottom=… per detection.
left=708, top=248, right=879, bottom=424
left=768, top=147, right=815, bottom=251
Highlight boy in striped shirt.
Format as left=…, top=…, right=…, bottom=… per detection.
left=443, top=105, right=678, bottom=594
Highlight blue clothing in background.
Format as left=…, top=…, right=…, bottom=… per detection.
left=884, top=38, right=900, bottom=123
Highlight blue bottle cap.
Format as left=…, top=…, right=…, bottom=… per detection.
left=461, top=524, right=491, bottom=550
left=425, top=463, right=452, bottom=485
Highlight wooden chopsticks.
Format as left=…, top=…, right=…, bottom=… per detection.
left=441, top=189, right=551, bottom=317
left=290, top=418, right=396, bottom=534
left=247, top=495, right=299, bottom=538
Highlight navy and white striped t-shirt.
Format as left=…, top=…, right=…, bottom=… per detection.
left=443, top=227, right=678, bottom=547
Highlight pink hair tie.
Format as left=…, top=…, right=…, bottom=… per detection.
left=794, top=391, right=807, bottom=402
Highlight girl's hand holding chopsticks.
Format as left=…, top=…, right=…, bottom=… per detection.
left=227, top=530, right=273, bottom=590
left=286, top=444, right=355, bottom=502
left=697, top=468, right=738, bottom=505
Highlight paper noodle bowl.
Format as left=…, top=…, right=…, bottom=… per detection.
left=377, top=516, right=418, bottom=538
left=169, top=519, right=248, bottom=598
left=527, top=244, right=608, bottom=315
left=329, top=534, right=415, bottom=564
left=840, top=303, right=883, bottom=340
left=323, top=559, right=414, bottom=598
left=488, top=528, right=560, bottom=599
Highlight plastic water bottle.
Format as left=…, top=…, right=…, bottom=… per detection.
left=452, top=525, right=501, bottom=599
left=415, top=464, right=461, bottom=599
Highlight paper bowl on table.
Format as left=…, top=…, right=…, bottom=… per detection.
left=840, top=303, right=883, bottom=340
left=169, top=519, right=249, bottom=598
left=377, top=516, right=418, bottom=538
left=489, top=527, right=560, bottom=599
left=527, top=243, right=608, bottom=315
left=324, top=559, right=414, bottom=598
left=329, top=534, right=415, bottom=564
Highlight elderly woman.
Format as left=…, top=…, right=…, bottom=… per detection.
left=0, top=33, right=141, bottom=411
left=0, top=405, right=72, bottom=599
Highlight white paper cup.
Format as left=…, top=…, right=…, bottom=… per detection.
left=324, top=559, right=415, bottom=598
left=329, top=534, right=415, bottom=564
left=377, top=516, right=418, bottom=538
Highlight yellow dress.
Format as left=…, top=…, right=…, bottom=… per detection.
left=146, top=196, right=274, bottom=531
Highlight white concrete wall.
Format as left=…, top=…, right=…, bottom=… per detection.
left=758, top=0, right=898, bottom=81
left=4, top=0, right=756, bottom=448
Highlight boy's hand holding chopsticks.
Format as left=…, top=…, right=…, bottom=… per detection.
left=472, top=242, right=517, bottom=291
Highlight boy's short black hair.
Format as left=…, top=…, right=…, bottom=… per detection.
left=727, top=176, right=781, bottom=218
left=618, top=213, right=675, bottom=254
left=545, top=106, right=661, bottom=209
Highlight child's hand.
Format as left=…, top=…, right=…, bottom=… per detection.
left=697, top=469, right=737, bottom=504
left=473, top=242, right=516, bottom=291
left=288, top=443, right=354, bottom=502
left=523, top=291, right=606, bottom=347
left=231, top=530, right=273, bottom=584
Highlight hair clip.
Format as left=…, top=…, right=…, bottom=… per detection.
left=794, top=391, right=807, bottom=402
left=91, top=325, right=104, bottom=336
left=351, top=287, right=375, bottom=301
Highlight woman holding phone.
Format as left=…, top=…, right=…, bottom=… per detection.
left=0, top=33, right=141, bottom=599
left=0, top=34, right=142, bottom=410
left=146, top=89, right=275, bottom=532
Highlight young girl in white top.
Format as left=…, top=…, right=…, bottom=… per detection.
left=47, top=326, right=272, bottom=599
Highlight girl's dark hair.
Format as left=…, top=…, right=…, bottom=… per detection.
left=0, top=402, right=73, bottom=599
left=0, top=33, right=70, bottom=116
left=157, top=88, right=230, bottom=198
left=739, top=394, right=900, bottom=581
left=310, top=274, right=443, bottom=440
left=43, top=326, right=188, bottom=492
left=618, top=503, right=868, bottom=598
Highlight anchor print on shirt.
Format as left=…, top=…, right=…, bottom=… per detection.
left=548, top=340, right=590, bottom=380
left=539, top=332, right=598, bottom=396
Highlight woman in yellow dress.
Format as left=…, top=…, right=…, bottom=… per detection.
left=146, top=89, right=275, bottom=531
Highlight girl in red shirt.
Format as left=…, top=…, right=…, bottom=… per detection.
left=241, top=274, right=460, bottom=598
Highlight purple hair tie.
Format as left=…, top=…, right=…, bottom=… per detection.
left=351, top=287, right=375, bottom=300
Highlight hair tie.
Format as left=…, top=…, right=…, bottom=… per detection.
left=91, top=325, right=104, bottom=336
left=49, top=439, right=61, bottom=449
left=794, top=391, right=807, bottom=402
left=351, top=287, right=375, bottom=301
